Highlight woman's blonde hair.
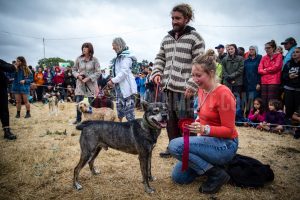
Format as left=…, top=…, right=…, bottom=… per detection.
left=193, top=49, right=217, bottom=73
left=192, top=49, right=219, bottom=82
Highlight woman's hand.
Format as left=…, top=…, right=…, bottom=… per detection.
left=107, top=80, right=114, bottom=88
left=82, top=77, right=90, bottom=83
left=256, top=84, right=261, bottom=91
left=20, top=80, right=25, bottom=84
left=187, top=122, right=204, bottom=136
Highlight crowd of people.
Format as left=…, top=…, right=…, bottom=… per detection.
left=0, top=3, right=299, bottom=195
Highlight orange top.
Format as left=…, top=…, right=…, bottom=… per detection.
left=34, top=72, right=45, bottom=86
left=196, top=85, right=238, bottom=139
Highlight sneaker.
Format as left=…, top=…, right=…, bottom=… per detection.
left=15, top=113, right=20, bottom=118
left=24, top=113, right=31, bottom=118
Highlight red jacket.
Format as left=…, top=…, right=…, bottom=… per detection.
left=258, top=53, right=283, bottom=84
left=53, top=71, right=64, bottom=85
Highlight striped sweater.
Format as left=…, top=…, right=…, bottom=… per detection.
left=151, top=26, right=205, bottom=93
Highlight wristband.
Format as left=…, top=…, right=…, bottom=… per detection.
left=203, top=125, right=210, bottom=135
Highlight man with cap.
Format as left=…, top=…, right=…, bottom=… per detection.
left=215, top=44, right=227, bottom=62
left=281, top=37, right=297, bottom=65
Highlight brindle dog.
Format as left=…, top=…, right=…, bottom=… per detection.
left=73, top=102, right=168, bottom=193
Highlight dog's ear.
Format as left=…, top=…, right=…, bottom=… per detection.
left=141, top=101, right=149, bottom=111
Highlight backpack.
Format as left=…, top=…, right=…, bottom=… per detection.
left=226, top=154, right=274, bottom=188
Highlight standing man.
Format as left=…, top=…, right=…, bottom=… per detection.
left=281, top=37, right=297, bottom=66
left=151, top=3, right=205, bottom=157
left=0, top=59, right=17, bottom=140
left=215, top=44, right=227, bottom=62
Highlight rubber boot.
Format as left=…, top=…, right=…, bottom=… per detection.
left=24, top=111, right=31, bottom=118
left=15, top=111, right=20, bottom=118
left=200, top=166, right=230, bottom=194
left=4, top=128, right=17, bottom=140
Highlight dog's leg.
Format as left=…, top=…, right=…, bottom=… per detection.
left=147, top=151, right=156, bottom=182
left=88, top=146, right=101, bottom=175
left=139, top=153, right=155, bottom=194
left=73, top=152, right=90, bottom=190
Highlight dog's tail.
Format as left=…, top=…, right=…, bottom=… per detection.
left=76, top=120, right=94, bottom=130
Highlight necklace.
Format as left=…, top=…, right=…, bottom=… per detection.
left=197, top=84, right=217, bottom=112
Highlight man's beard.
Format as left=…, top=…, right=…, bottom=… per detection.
left=172, top=24, right=185, bottom=32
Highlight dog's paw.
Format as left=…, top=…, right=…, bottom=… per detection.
left=91, top=168, right=100, bottom=175
left=74, top=182, right=82, bottom=190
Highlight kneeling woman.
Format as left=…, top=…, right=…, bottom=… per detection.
left=168, top=51, right=238, bottom=194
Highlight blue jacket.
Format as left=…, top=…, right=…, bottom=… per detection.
left=12, top=67, right=33, bottom=95
left=139, top=77, right=146, bottom=95
left=244, top=55, right=262, bottom=92
left=283, top=46, right=297, bottom=66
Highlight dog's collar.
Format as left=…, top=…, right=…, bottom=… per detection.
left=83, top=106, right=93, bottom=114
left=142, top=115, right=160, bottom=130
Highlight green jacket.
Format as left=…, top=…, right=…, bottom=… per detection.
left=221, top=55, right=244, bottom=87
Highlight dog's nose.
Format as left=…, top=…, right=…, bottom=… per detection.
left=161, top=113, right=168, bottom=120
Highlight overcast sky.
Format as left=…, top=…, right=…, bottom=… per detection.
left=1, top=0, right=300, bottom=68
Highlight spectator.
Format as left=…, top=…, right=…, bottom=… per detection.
left=53, top=66, right=65, bottom=101
left=145, top=67, right=155, bottom=102
left=221, top=44, right=244, bottom=122
left=12, top=56, right=33, bottom=118
left=107, top=37, right=137, bottom=122
left=64, top=66, right=76, bottom=89
left=238, top=47, right=245, bottom=58
left=151, top=3, right=205, bottom=158
left=258, top=40, right=283, bottom=109
left=215, top=44, right=227, bottom=62
left=245, top=97, right=266, bottom=127
left=138, top=71, right=147, bottom=102
left=43, top=66, right=54, bottom=86
left=282, top=47, right=300, bottom=122
left=34, top=67, right=45, bottom=101
left=243, top=45, right=262, bottom=115
left=257, top=99, right=285, bottom=133
left=281, top=37, right=297, bottom=65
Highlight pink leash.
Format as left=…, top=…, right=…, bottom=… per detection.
left=182, top=127, right=190, bottom=171
left=154, top=82, right=160, bottom=102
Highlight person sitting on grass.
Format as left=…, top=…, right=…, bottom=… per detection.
left=257, top=99, right=285, bottom=133
left=244, top=97, right=266, bottom=127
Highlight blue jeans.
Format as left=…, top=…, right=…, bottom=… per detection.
left=75, top=95, right=94, bottom=122
left=168, top=136, right=238, bottom=184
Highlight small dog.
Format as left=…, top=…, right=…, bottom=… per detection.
left=78, top=101, right=116, bottom=121
left=48, top=95, right=59, bottom=116
left=73, top=102, right=169, bottom=193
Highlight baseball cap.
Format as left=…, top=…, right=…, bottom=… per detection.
left=281, top=37, right=296, bottom=45
left=215, top=44, right=224, bottom=49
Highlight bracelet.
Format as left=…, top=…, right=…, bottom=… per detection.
left=203, top=125, right=210, bottom=135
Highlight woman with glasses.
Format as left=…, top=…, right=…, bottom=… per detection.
left=258, top=40, right=283, bottom=109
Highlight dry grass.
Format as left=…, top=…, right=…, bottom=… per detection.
left=0, top=102, right=299, bottom=200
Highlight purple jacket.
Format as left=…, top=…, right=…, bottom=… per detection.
left=265, top=111, right=285, bottom=125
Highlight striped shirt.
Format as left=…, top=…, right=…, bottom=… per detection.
left=151, top=26, right=205, bottom=93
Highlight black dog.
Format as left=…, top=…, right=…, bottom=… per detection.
left=73, top=102, right=168, bottom=193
